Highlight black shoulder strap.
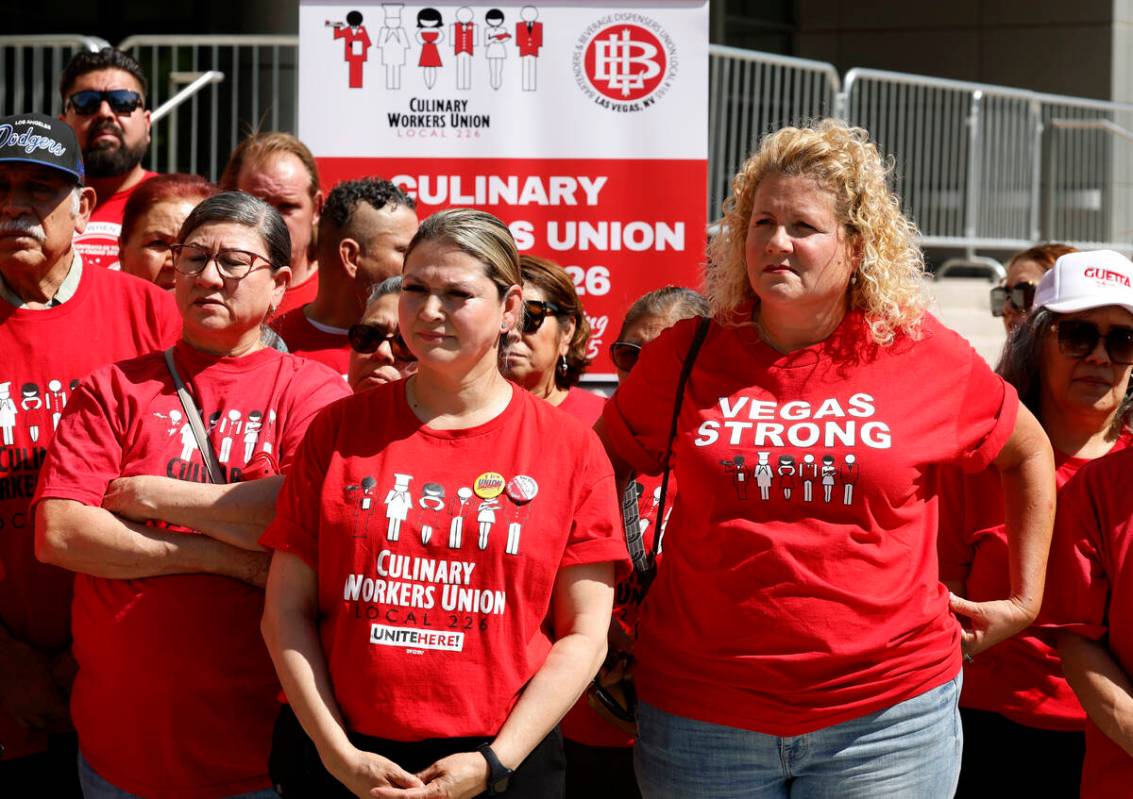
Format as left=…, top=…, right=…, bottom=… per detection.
left=635, top=315, right=711, bottom=582
left=164, top=348, right=227, bottom=485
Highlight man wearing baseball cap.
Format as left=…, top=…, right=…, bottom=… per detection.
left=0, top=112, right=178, bottom=789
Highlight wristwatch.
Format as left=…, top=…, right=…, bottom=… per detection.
left=477, top=743, right=514, bottom=795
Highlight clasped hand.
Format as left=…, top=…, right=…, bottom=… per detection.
left=331, top=746, right=490, bottom=799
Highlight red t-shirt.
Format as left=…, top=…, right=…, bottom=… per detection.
left=270, top=307, right=350, bottom=378
left=556, top=386, right=606, bottom=427
left=274, top=269, right=319, bottom=317
left=0, top=264, right=178, bottom=760
left=601, top=307, right=1018, bottom=736
left=260, top=382, right=626, bottom=741
left=554, top=384, right=638, bottom=747
left=560, top=469, right=671, bottom=748
left=1039, top=447, right=1133, bottom=798
left=938, top=433, right=1133, bottom=731
left=32, top=343, right=349, bottom=797
left=73, top=171, right=158, bottom=270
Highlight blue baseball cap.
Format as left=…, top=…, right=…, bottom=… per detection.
left=0, top=112, right=85, bottom=184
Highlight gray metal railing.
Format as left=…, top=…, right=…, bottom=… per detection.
left=707, top=46, right=840, bottom=221
left=838, top=68, right=1133, bottom=253
left=0, top=35, right=110, bottom=117
left=117, top=35, right=298, bottom=180
left=5, top=33, right=1133, bottom=253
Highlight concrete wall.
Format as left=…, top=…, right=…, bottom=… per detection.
left=710, top=0, right=1118, bottom=101
left=6, top=0, right=295, bottom=41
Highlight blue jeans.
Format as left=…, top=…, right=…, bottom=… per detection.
left=635, top=675, right=963, bottom=799
left=78, top=752, right=279, bottom=799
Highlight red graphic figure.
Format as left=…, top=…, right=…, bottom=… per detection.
left=327, top=10, right=372, bottom=89
left=777, top=455, right=797, bottom=501
left=19, top=383, right=45, bottom=444
left=721, top=455, right=749, bottom=500
left=516, top=5, right=543, bottom=91
left=416, top=8, right=444, bottom=89
left=450, top=6, right=477, bottom=90
left=484, top=8, right=511, bottom=90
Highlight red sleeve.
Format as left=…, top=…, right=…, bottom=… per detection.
left=259, top=400, right=340, bottom=568
left=32, top=371, right=124, bottom=507
left=601, top=318, right=700, bottom=476
left=1038, top=465, right=1110, bottom=640
left=276, top=360, right=352, bottom=471
left=949, top=338, right=1019, bottom=472
left=935, top=464, right=976, bottom=583
left=560, top=432, right=628, bottom=573
left=157, top=291, right=182, bottom=348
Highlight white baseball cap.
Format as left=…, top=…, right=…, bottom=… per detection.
left=1033, top=249, right=1133, bottom=316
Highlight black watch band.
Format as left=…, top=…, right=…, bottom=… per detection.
left=477, top=743, right=514, bottom=795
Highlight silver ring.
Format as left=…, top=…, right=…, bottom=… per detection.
left=963, top=653, right=974, bottom=664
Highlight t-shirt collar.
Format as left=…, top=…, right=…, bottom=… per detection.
left=0, top=250, right=83, bottom=309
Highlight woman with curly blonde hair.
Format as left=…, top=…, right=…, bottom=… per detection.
left=595, top=119, right=1055, bottom=797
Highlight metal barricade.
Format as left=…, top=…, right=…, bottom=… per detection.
left=116, top=35, right=298, bottom=181
left=839, top=68, right=1133, bottom=253
left=5, top=33, right=1133, bottom=253
left=0, top=35, right=110, bottom=118
left=707, top=46, right=840, bottom=221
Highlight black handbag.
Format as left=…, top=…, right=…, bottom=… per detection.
left=587, top=315, right=711, bottom=734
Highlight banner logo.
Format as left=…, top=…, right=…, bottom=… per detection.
left=574, top=14, right=677, bottom=111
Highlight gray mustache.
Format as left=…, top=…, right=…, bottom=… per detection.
left=0, top=220, right=47, bottom=243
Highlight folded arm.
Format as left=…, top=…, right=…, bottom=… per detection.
left=36, top=498, right=269, bottom=586
left=101, top=474, right=285, bottom=551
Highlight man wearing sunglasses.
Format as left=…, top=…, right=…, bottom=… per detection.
left=271, top=177, right=418, bottom=377
left=58, top=48, right=155, bottom=270
left=0, top=113, right=178, bottom=790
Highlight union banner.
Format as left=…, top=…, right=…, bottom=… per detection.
left=299, top=1, right=709, bottom=377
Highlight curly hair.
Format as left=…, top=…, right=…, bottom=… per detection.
left=320, top=177, right=415, bottom=230
left=708, top=119, right=927, bottom=345
left=519, top=255, right=591, bottom=389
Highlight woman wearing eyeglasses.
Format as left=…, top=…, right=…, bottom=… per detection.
left=348, top=276, right=418, bottom=393
left=503, top=255, right=605, bottom=424
left=990, top=243, right=1076, bottom=332
left=33, top=191, right=350, bottom=799
left=941, top=248, right=1133, bottom=797
left=260, top=208, right=624, bottom=798
left=596, top=120, right=1055, bottom=797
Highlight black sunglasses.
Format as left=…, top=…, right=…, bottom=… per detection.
left=67, top=89, right=145, bottom=116
left=521, top=300, right=565, bottom=335
left=1054, top=319, right=1133, bottom=365
left=348, top=323, right=416, bottom=361
left=990, top=282, right=1038, bottom=317
left=610, top=341, right=643, bottom=373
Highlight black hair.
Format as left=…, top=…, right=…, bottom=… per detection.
left=486, top=9, right=505, bottom=24
left=59, top=48, right=147, bottom=101
left=346, top=10, right=363, bottom=26
left=178, top=191, right=291, bottom=270
left=417, top=8, right=443, bottom=27
left=321, top=177, right=416, bottom=230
